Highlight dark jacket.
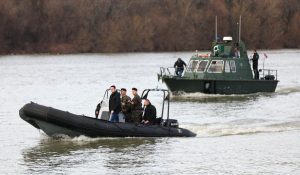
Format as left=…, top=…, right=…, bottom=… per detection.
left=143, top=104, right=157, bottom=124
left=174, top=60, right=187, bottom=69
left=252, top=52, right=259, bottom=70
left=109, top=91, right=121, bottom=113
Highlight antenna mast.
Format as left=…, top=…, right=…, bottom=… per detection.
left=215, top=16, right=218, bottom=42
left=238, top=15, right=241, bottom=43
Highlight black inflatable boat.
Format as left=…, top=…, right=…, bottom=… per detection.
left=19, top=89, right=196, bottom=137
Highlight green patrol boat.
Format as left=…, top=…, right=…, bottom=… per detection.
left=158, top=17, right=278, bottom=95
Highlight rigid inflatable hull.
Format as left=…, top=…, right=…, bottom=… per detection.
left=19, top=103, right=196, bottom=137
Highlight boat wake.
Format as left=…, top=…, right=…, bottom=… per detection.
left=39, top=133, right=119, bottom=143
left=38, top=119, right=300, bottom=140
left=171, top=92, right=259, bottom=102
left=181, top=119, right=300, bottom=137
left=36, top=133, right=159, bottom=150
left=275, top=86, right=300, bottom=95
left=39, top=133, right=159, bottom=144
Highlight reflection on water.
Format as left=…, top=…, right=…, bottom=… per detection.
left=23, top=136, right=159, bottom=157
left=171, top=92, right=260, bottom=103
left=22, top=136, right=161, bottom=174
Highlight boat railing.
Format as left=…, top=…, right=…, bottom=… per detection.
left=259, top=69, right=278, bottom=80
left=159, top=67, right=177, bottom=77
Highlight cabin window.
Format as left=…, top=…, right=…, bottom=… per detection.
left=230, top=60, right=236, bottom=73
left=207, top=60, right=224, bottom=73
left=187, top=60, right=199, bottom=72
left=225, top=61, right=230, bottom=73
left=197, top=61, right=208, bottom=72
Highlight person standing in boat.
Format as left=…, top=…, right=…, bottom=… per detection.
left=252, top=49, right=260, bottom=79
left=141, top=99, right=157, bottom=125
left=233, top=47, right=240, bottom=58
left=174, top=58, right=187, bottom=77
left=109, top=85, right=121, bottom=122
left=120, top=88, right=131, bottom=122
left=130, top=87, right=143, bottom=123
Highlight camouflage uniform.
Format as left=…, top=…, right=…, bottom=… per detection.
left=121, top=95, right=131, bottom=122
left=131, top=94, right=143, bottom=123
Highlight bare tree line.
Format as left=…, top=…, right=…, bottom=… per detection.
left=0, top=0, right=299, bottom=54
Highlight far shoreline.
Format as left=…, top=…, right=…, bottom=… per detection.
left=1, top=48, right=300, bottom=57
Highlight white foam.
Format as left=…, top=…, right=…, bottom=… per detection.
left=38, top=132, right=120, bottom=144
left=181, top=120, right=300, bottom=137
left=275, top=86, right=300, bottom=95
left=170, top=91, right=255, bottom=102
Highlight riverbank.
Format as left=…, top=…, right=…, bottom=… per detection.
left=1, top=0, right=299, bottom=55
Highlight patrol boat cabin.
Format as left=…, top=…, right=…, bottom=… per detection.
left=158, top=18, right=279, bottom=94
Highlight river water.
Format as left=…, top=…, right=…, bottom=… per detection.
left=0, top=50, right=299, bottom=174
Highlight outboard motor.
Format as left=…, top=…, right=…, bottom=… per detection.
left=265, top=75, right=275, bottom=80
left=162, top=119, right=179, bottom=128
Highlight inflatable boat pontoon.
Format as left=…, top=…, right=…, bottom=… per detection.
left=19, top=89, right=196, bottom=137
